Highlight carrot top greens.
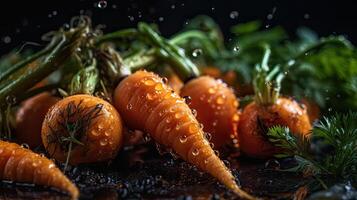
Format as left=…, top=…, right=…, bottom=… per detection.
left=267, top=112, right=357, bottom=188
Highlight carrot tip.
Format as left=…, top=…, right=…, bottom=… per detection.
left=232, top=185, right=257, bottom=200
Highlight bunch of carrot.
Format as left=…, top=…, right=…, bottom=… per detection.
left=0, top=16, right=317, bottom=200
left=0, top=17, right=256, bottom=199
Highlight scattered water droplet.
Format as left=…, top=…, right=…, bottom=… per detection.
left=216, top=96, right=224, bottom=105
left=179, top=135, right=188, bottom=143
left=264, top=159, right=281, bottom=170
left=5, top=95, right=17, bottom=105
left=223, top=160, right=231, bottom=168
left=158, top=17, right=164, bottom=22
left=144, top=79, right=155, bottom=86
left=144, top=134, right=151, bottom=142
left=191, top=109, right=197, bottom=117
left=229, top=11, right=239, bottom=19
left=171, top=4, right=176, bottom=9
left=126, top=103, right=133, bottom=110
left=188, top=124, right=198, bottom=133
left=162, top=77, right=168, bottom=84
left=100, top=139, right=108, bottom=146
left=128, top=15, right=135, bottom=21
left=204, top=132, right=212, bottom=141
left=192, top=148, right=199, bottom=156
left=208, top=88, right=215, bottom=94
left=328, top=107, right=332, bottom=112
left=232, top=113, right=239, bottom=122
left=155, top=83, right=164, bottom=91
left=183, top=96, right=192, bottom=104
left=212, top=120, right=218, bottom=127
left=304, top=13, right=310, bottom=19
left=2, top=36, right=12, bottom=44
left=233, top=46, right=240, bottom=52
left=96, top=0, right=107, bottom=9
left=192, top=49, right=202, bottom=57
left=146, top=93, right=155, bottom=100
left=21, top=143, right=30, bottom=149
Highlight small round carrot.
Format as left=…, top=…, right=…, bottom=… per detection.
left=180, top=76, right=240, bottom=148
left=0, top=140, right=79, bottom=199
left=15, top=92, right=59, bottom=148
left=113, top=70, right=254, bottom=199
left=238, top=47, right=312, bottom=158
left=41, top=94, right=123, bottom=166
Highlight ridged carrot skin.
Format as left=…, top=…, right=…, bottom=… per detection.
left=15, top=92, right=59, bottom=148
left=113, top=70, right=254, bottom=199
left=0, top=140, right=79, bottom=199
left=180, top=76, right=240, bottom=148
left=238, top=98, right=312, bottom=158
left=41, top=94, right=123, bottom=165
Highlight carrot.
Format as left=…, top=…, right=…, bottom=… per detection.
left=135, top=24, right=242, bottom=149
left=167, top=73, right=184, bottom=94
left=113, top=70, right=254, bottom=199
left=15, top=92, right=59, bottom=148
left=238, top=48, right=312, bottom=158
left=301, top=98, right=320, bottom=123
left=41, top=94, right=123, bottom=166
left=180, top=76, right=240, bottom=148
left=0, top=140, right=79, bottom=199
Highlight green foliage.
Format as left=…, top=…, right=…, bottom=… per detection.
left=267, top=112, right=357, bottom=184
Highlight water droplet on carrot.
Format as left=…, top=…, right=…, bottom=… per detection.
left=216, top=96, right=224, bottom=104
left=210, top=142, right=215, bottom=148
left=98, top=124, right=104, bottom=130
left=146, top=93, right=155, bottom=100
left=191, top=109, right=197, bottom=117
left=126, top=103, right=133, bottom=110
left=155, top=83, right=164, bottom=91
left=144, top=79, right=155, bottom=86
left=204, top=132, right=212, bottom=141
left=212, top=120, right=218, bottom=127
left=162, top=77, right=168, bottom=84
left=183, top=96, right=192, bottom=104
left=232, top=113, right=239, bottom=122
left=208, top=88, right=215, bottom=94
left=91, top=130, right=99, bottom=136
left=174, top=112, right=183, bottom=119
left=20, top=143, right=30, bottom=149
left=100, top=139, right=108, bottom=146
left=233, top=100, right=238, bottom=107
left=104, top=131, right=110, bottom=136
left=214, top=150, right=220, bottom=156
left=192, top=148, right=199, bottom=156
left=188, top=124, right=198, bottom=133
left=179, top=135, right=187, bottom=143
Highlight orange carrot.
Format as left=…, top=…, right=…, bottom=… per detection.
left=238, top=48, right=312, bottom=158
left=113, top=70, right=254, bottom=199
left=0, top=140, right=79, bottom=199
left=41, top=94, right=123, bottom=165
left=15, top=92, right=59, bottom=148
left=180, top=76, right=240, bottom=148
left=167, top=73, right=184, bottom=94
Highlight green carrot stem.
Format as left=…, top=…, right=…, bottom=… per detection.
left=95, top=28, right=138, bottom=46
left=0, top=42, right=56, bottom=84
left=123, top=49, right=156, bottom=72
left=0, top=33, right=77, bottom=105
left=138, top=23, right=199, bottom=81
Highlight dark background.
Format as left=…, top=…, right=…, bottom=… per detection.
left=0, top=0, right=356, bottom=54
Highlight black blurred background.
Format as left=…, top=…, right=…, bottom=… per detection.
left=0, top=0, right=356, bottom=54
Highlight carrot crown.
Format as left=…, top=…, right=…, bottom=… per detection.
left=253, top=46, right=284, bottom=106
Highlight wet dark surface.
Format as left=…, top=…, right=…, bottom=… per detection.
left=0, top=143, right=311, bottom=200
